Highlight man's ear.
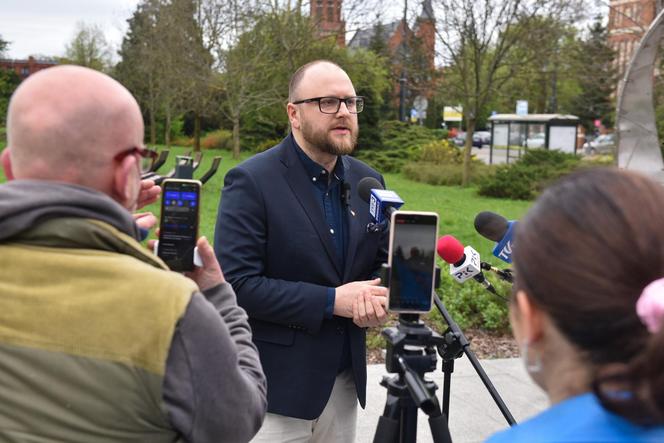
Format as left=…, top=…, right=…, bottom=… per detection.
left=514, top=290, right=544, bottom=344
left=1, top=148, right=15, bottom=180
left=287, top=103, right=301, bottom=130
left=112, top=154, right=136, bottom=209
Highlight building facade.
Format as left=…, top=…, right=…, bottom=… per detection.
left=0, top=56, right=57, bottom=81
left=310, top=0, right=345, bottom=47
left=608, top=0, right=659, bottom=78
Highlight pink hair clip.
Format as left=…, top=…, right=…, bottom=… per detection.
left=636, top=278, right=664, bottom=334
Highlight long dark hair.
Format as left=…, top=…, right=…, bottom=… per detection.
left=513, top=167, right=664, bottom=424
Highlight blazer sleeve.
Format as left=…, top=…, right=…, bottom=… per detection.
left=214, top=166, right=329, bottom=334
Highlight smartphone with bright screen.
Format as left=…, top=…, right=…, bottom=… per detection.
left=158, top=179, right=201, bottom=272
left=387, top=211, right=439, bottom=313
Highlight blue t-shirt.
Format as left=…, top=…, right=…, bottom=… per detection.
left=486, top=393, right=664, bottom=443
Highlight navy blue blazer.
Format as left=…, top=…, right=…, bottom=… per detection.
left=214, top=134, right=388, bottom=419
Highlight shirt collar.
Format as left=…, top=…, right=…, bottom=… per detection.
left=293, top=139, right=346, bottom=183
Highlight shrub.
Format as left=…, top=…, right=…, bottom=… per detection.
left=416, top=139, right=463, bottom=164
left=201, top=129, right=232, bottom=150
left=354, top=121, right=448, bottom=172
left=402, top=139, right=493, bottom=186
left=254, top=138, right=282, bottom=153
left=403, top=162, right=493, bottom=186
left=477, top=149, right=586, bottom=200
left=354, top=146, right=420, bottom=172
left=172, top=136, right=194, bottom=147
left=380, top=120, right=442, bottom=151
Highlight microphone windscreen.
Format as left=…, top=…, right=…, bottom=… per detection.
left=474, top=211, right=509, bottom=243
left=358, top=176, right=383, bottom=203
left=437, top=235, right=465, bottom=264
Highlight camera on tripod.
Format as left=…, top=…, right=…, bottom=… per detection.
left=373, top=209, right=516, bottom=443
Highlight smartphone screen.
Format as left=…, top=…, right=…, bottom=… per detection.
left=387, top=211, right=439, bottom=313
left=158, top=179, right=201, bottom=272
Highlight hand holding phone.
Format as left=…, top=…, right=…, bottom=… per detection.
left=157, top=179, right=201, bottom=272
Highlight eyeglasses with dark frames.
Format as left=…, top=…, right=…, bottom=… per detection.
left=291, top=96, right=365, bottom=114
left=114, top=146, right=159, bottom=174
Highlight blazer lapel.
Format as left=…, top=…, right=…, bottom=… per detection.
left=342, top=159, right=363, bottom=281
left=280, top=137, right=343, bottom=278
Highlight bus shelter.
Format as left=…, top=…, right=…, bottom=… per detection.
left=488, top=114, right=580, bottom=164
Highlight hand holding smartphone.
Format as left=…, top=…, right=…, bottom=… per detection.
left=157, top=179, right=201, bottom=272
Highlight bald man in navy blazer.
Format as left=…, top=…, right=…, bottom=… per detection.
left=214, top=60, right=390, bottom=442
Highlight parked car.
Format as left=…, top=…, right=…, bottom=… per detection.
left=473, top=131, right=491, bottom=148
left=583, top=133, right=615, bottom=155
left=453, top=130, right=491, bottom=148
left=525, top=132, right=546, bottom=148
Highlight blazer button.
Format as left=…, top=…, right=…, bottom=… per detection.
left=336, top=326, right=344, bottom=334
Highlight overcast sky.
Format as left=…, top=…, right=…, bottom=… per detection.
left=1, top=0, right=140, bottom=59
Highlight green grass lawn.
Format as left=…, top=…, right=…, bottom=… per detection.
left=0, top=142, right=532, bottom=332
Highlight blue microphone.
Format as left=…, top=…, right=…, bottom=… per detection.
left=474, top=211, right=517, bottom=264
left=357, top=177, right=404, bottom=224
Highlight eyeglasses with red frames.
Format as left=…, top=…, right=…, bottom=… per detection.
left=114, top=146, right=159, bottom=174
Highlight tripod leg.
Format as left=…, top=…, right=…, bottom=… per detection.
left=373, top=392, right=400, bottom=443
left=401, top=406, right=419, bottom=443
left=428, top=415, right=453, bottom=443
left=442, top=359, right=454, bottom=422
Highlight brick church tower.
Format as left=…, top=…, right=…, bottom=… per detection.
left=311, top=0, right=346, bottom=47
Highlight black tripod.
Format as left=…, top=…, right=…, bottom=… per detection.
left=373, top=266, right=516, bottom=443
left=373, top=314, right=453, bottom=443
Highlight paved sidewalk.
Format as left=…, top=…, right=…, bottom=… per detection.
left=357, top=357, right=548, bottom=443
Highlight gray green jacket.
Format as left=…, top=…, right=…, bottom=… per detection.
left=0, top=180, right=267, bottom=442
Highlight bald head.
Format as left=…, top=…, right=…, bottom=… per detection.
left=5, top=65, right=144, bottom=189
left=288, top=60, right=350, bottom=103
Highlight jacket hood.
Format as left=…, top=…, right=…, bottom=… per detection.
left=0, top=180, right=140, bottom=242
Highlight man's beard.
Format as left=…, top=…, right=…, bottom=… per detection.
left=301, top=119, right=358, bottom=156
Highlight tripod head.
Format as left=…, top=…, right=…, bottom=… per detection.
left=383, top=314, right=444, bottom=375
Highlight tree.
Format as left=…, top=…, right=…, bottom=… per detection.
left=116, top=0, right=214, bottom=147
left=62, top=23, right=113, bottom=72
left=0, top=69, right=20, bottom=125
left=432, top=0, right=583, bottom=185
left=0, top=35, right=9, bottom=58
left=568, top=17, right=616, bottom=131
left=116, top=0, right=163, bottom=144
left=490, top=16, right=580, bottom=116
left=215, top=6, right=341, bottom=158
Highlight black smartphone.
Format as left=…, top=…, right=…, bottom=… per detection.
left=158, top=179, right=201, bottom=272
left=387, top=211, right=439, bottom=313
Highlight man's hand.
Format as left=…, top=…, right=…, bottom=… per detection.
left=133, top=212, right=158, bottom=231
left=334, top=278, right=387, bottom=319
left=183, top=236, right=225, bottom=291
left=136, top=179, right=161, bottom=209
left=147, top=236, right=225, bottom=292
left=352, top=293, right=388, bottom=328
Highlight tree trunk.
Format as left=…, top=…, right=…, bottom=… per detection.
left=165, top=106, right=172, bottom=148
left=194, top=112, right=201, bottom=152
left=462, top=117, right=476, bottom=187
left=232, top=113, right=240, bottom=159
left=149, top=108, right=157, bottom=145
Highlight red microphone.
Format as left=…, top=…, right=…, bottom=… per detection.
left=436, top=234, right=498, bottom=296
left=437, top=235, right=466, bottom=267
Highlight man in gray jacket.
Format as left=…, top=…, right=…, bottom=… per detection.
left=0, top=65, right=266, bottom=442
